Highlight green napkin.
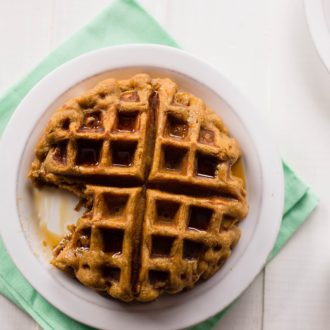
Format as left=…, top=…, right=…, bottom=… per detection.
left=0, top=0, right=318, bottom=329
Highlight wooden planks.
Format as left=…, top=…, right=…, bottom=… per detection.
left=264, top=0, right=330, bottom=329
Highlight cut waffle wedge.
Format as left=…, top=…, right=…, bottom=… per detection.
left=137, top=189, right=247, bottom=301
left=148, top=78, right=245, bottom=200
left=30, top=74, right=248, bottom=302
left=30, top=74, right=155, bottom=193
left=52, top=186, right=144, bottom=302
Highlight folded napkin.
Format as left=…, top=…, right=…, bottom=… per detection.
left=0, top=0, right=318, bottom=329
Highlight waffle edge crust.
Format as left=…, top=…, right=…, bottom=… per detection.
left=29, top=74, right=248, bottom=302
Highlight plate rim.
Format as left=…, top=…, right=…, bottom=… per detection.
left=305, top=0, right=330, bottom=72
left=0, top=44, right=284, bottom=330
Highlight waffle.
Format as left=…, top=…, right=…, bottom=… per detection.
left=149, top=78, right=244, bottom=200
left=30, top=74, right=248, bottom=302
left=30, top=74, right=155, bottom=196
left=52, top=186, right=144, bottom=302
left=137, top=189, right=247, bottom=301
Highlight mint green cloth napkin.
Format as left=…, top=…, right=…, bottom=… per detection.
left=0, top=0, right=318, bottom=329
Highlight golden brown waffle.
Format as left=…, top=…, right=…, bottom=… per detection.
left=52, top=186, right=144, bottom=302
left=30, top=74, right=155, bottom=194
left=137, top=189, right=247, bottom=301
left=30, top=74, right=248, bottom=302
left=149, top=78, right=244, bottom=200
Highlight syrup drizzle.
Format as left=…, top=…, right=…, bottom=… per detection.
left=231, top=158, right=246, bottom=187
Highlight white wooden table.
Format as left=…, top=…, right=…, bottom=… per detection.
left=0, top=0, right=328, bottom=329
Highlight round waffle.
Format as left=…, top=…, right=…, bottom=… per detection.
left=29, top=74, right=248, bottom=302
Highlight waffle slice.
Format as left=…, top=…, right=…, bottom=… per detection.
left=52, top=186, right=144, bottom=302
left=148, top=78, right=246, bottom=201
left=29, top=74, right=155, bottom=193
left=136, top=189, right=248, bottom=302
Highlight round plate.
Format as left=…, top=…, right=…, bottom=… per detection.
left=0, top=45, right=284, bottom=330
left=305, top=0, right=330, bottom=72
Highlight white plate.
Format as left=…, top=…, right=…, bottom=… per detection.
left=0, top=45, right=284, bottom=330
left=305, top=0, right=330, bottom=72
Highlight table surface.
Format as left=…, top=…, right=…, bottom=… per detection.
left=0, top=0, right=328, bottom=329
